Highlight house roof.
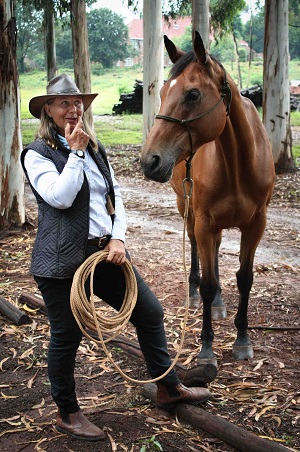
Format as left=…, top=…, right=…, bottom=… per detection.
left=128, top=17, right=192, bottom=40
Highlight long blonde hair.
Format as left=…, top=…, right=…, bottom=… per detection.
left=36, top=101, right=98, bottom=151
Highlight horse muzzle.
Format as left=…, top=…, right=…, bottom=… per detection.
left=140, top=152, right=175, bottom=183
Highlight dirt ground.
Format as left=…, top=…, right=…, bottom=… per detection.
left=0, top=130, right=300, bottom=451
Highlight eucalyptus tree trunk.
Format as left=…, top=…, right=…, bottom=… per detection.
left=0, top=0, right=25, bottom=229
left=263, top=0, right=295, bottom=173
left=233, top=30, right=242, bottom=89
left=142, top=0, right=163, bottom=143
left=70, top=0, right=93, bottom=127
left=192, top=0, right=210, bottom=50
left=44, top=6, right=57, bottom=81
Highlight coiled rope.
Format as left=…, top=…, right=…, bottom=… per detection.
left=70, top=187, right=192, bottom=384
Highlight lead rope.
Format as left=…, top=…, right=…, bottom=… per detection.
left=70, top=205, right=192, bottom=384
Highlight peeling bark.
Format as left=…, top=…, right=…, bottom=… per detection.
left=70, top=0, right=93, bottom=127
left=142, top=0, right=163, bottom=143
left=44, top=6, right=57, bottom=81
left=192, top=0, right=210, bottom=49
left=0, top=0, right=25, bottom=230
left=263, top=0, right=296, bottom=174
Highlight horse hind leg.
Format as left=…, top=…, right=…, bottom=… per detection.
left=233, top=214, right=267, bottom=360
left=233, top=263, right=254, bottom=360
left=188, top=236, right=201, bottom=308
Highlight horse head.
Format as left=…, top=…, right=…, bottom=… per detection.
left=141, top=32, right=230, bottom=182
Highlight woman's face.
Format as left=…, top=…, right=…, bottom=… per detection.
left=44, top=96, right=84, bottom=136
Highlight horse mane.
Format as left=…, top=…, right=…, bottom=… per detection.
left=169, top=51, right=223, bottom=79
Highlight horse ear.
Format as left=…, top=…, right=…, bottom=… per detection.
left=194, top=31, right=208, bottom=65
left=164, top=35, right=185, bottom=63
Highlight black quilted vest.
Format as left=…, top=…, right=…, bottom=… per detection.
left=21, top=139, right=115, bottom=279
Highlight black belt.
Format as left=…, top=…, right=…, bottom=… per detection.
left=87, top=234, right=111, bottom=249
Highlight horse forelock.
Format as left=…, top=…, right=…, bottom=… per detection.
left=169, top=51, right=197, bottom=79
left=169, top=51, right=225, bottom=85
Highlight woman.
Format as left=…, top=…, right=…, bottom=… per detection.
left=21, top=74, right=211, bottom=442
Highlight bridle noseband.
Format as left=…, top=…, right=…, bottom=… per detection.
left=155, top=61, right=232, bottom=186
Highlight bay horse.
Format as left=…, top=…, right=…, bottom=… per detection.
left=140, top=32, right=275, bottom=366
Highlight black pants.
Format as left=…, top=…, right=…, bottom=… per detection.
left=34, top=247, right=179, bottom=413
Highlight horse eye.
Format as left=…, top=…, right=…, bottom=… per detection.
left=186, top=89, right=200, bottom=102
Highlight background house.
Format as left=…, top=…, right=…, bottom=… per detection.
left=119, top=16, right=192, bottom=67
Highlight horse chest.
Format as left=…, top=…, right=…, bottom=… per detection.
left=193, top=192, right=258, bottom=230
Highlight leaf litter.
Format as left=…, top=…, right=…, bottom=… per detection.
left=0, top=145, right=299, bottom=451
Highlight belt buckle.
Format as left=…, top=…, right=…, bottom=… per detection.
left=98, top=235, right=108, bottom=248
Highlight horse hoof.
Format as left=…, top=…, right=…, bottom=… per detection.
left=189, top=296, right=200, bottom=308
left=232, top=344, right=254, bottom=360
left=197, top=356, right=218, bottom=369
left=211, top=305, right=227, bottom=320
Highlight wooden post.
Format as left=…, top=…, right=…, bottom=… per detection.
left=0, top=296, right=32, bottom=326
left=142, top=383, right=291, bottom=452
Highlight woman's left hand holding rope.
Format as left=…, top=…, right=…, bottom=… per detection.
left=105, top=239, right=126, bottom=266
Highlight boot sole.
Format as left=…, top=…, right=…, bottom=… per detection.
left=56, top=425, right=105, bottom=441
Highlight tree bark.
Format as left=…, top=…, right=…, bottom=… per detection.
left=44, top=6, right=57, bottom=81
left=142, top=0, right=163, bottom=143
left=143, top=383, right=291, bottom=452
left=263, top=0, right=295, bottom=173
left=0, top=296, right=32, bottom=326
left=192, top=0, right=210, bottom=50
left=233, top=30, right=242, bottom=89
left=70, top=0, right=93, bottom=127
left=19, top=292, right=48, bottom=314
left=0, top=0, right=25, bottom=230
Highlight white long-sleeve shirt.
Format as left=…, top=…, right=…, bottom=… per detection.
left=24, top=136, right=126, bottom=242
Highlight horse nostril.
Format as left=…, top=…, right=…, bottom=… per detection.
left=149, top=154, right=161, bottom=172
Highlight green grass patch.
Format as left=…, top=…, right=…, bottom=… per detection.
left=291, top=111, right=300, bottom=127
left=94, top=115, right=142, bottom=146
left=21, top=120, right=39, bottom=146
left=293, top=143, right=300, bottom=158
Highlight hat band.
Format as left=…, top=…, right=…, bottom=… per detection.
left=48, top=89, right=81, bottom=95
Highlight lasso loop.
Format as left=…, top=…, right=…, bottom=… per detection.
left=70, top=249, right=190, bottom=384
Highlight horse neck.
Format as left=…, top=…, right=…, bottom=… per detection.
left=220, top=76, right=256, bottom=157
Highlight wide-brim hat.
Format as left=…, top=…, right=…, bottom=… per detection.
left=29, top=73, right=98, bottom=118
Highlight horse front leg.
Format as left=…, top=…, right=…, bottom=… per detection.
left=196, top=228, right=219, bottom=368
left=189, top=231, right=225, bottom=313
left=233, top=213, right=267, bottom=360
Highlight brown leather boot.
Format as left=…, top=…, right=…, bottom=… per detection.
left=156, top=382, right=211, bottom=410
left=56, top=409, right=105, bottom=441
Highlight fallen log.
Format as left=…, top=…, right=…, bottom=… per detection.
left=19, top=292, right=47, bottom=314
left=142, top=383, right=291, bottom=452
left=0, top=296, right=32, bottom=326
